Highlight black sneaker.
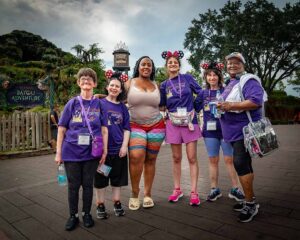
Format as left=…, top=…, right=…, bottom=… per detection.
left=96, top=204, right=108, bottom=219
left=65, top=214, right=79, bottom=231
left=114, top=201, right=125, bottom=217
left=233, top=197, right=259, bottom=212
left=228, top=188, right=245, bottom=202
left=82, top=213, right=94, bottom=228
left=238, top=203, right=259, bottom=223
left=206, top=188, right=222, bottom=202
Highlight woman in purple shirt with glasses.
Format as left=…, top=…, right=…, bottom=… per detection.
left=55, top=68, right=108, bottom=231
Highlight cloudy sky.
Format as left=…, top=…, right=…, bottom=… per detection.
left=0, top=0, right=297, bottom=92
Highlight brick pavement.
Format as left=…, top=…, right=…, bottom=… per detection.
left=0, top=125, right=299, bottom=240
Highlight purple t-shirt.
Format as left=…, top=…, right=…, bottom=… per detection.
left=195, top=89, right=223, bottom=139
left=160, top=74, right=202, bottom=124
left=58, top=97, right=108, bottom=161
left=100, top=98, right=130, bottom=155
left=220, top=78, right=264, bottom=142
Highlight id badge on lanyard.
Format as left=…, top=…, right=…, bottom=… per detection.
left=207, top=120, right=217, bottom=131
left=78, top=133, right=90, bottom=145
left=204, top=104, right=210, bottom=112
left=177, top=107, right=187, bottom=116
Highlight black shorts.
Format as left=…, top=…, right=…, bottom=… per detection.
left=232, top=139, right=253, bottom=176
left=94, top=154, right=128, bottom=188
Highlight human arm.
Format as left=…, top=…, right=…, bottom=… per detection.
left=218, top=100, right=260, bottom=112
left=119, top=130, right=130, bottom=158
left=99, top=126, right=108, bottom=164
left=55, top=126, right=66, bottom=165
left=94, top=93, right=107, bottom=99
left=219, top=79, right=263, bottom=112
left=194, top=91, right=204, bottom=113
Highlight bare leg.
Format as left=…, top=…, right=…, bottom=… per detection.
left=224, top=155, right=239, bottom=188
left=239, top=173, right=254, bottom=201
left=129, top=149, right=146, bottom=198
left=171, top=144, right=182, bottom=189
left=186, top=141, right=199, bottom=193
left=208, top=156, right=219, bottom=188
left=112, top=187, right=121, bottom=202
left=95, top=188, right=106, bottom=205
left=144, top=153, right=158, bottom=197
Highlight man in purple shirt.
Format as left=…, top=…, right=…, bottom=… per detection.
left=218, top=52, right=264, bottom=223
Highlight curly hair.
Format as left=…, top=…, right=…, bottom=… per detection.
left=105, top=72, right=127, bottom=102
left=132, top=56, right=156, bottom=81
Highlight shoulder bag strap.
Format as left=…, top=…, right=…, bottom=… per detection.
left=238, top=83, right=266, bottom=123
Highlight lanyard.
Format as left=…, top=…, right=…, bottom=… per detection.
left=208, top=89, right=221, bottom=102
left=168, top=74, right=182, bottom=99
left=77, top=96, right=94, bottom=128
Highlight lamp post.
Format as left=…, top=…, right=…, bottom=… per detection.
left=112, top=42, right=130, bottom=74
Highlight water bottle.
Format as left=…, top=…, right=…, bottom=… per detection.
left=215, top=90, right=224, bottom=118
left=57, top=163, right=67, bottom=186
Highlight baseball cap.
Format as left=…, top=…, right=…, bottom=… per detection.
left=225, top=52, right=246, bottom=64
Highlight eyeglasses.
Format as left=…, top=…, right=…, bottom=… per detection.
left=80, top=77, right=94, bottom=82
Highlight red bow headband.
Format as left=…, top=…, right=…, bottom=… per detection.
left=105, top=70, right=128, bottom=82
left=200, top=62, right=224, bottom=71
left=161, top=50, right=184, bottom=60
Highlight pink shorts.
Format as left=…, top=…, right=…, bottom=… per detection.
left=165, top=120, right=202, bottom=144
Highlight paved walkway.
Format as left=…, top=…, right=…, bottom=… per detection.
left=0, top=125, right=299, bottom=240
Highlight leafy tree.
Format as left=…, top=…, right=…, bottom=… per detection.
left=155, top=67, right=168, bottom=84
left=184, top=0, right=300, bottom=94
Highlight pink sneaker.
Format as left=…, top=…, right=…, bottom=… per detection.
left=168, top=189, right=183, bottom=202
left=189, top=192, right=200, bottom=206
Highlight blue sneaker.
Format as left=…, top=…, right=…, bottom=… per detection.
left=206, top=188, right=222, bottom=202
left=228, top=188, right=245, bottom=202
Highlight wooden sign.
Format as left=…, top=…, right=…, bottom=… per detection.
left=6, top=84, right=45, bottom=107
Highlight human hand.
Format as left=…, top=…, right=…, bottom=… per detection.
left=55, top=154, right=62, bottom=165
left=217, top=102, right=233, bottom=112
left=99, top=152, right=107, bottom=165
left=119, top=146, right=127, bottom=158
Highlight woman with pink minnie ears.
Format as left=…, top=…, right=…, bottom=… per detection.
left=160, top=50, right=203, bottom=206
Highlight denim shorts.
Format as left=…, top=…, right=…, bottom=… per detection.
left=204, top=137, right=233, bottom=157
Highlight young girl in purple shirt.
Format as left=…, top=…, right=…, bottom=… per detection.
left=94, top=72, right=130, bottom=219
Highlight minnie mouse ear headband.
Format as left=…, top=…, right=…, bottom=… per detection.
left=200, top=62, right=224, bottom=71
left=161, top=50, right=184, bottom=60
left=225, top=52, right=246, bottom=64
left=105, top=70, right=128, bottom=82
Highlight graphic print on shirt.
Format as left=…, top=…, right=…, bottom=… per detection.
left=72, top=109, right=82, bottom=122
left=166, top=81, right=186, bottom=99
left=71, top=107, right=100, bottom=123
left=107, top=110, right=123, bottom=126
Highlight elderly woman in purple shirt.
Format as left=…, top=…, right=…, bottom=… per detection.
left=55, top=68, right=108, bottom=231
left=218, top=52, right=266, bottom=223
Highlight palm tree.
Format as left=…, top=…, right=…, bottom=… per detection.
left=71, top=44, right=84, bottom=58
left=88, top=43, right=103, bottom=61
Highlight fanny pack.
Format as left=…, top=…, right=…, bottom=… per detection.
left=168, top=110, right=194, bottom=126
